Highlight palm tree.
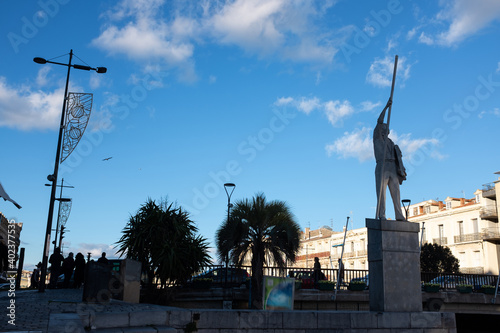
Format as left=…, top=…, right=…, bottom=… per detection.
left=116, top=198, right=211, bottom=288
left=216, top=193, right=301, bottom=309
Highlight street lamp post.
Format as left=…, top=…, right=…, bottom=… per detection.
left=402, top=199, right=411, bottom=221
left=45, top=178, right=74, bottom=253
left=34, top=49, right=106, bottom=292
left=223, top=183, right=235, bottom=265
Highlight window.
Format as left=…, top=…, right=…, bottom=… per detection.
left=473, top=251, right=481, bottom=266
left=413, top=207, right=418, bottom=216
left=439, top=225, right=444, bottom=240
left=458, top=221, right=464, bottom=236
left=446, top=201, right=452, bottom=210
left=475, top=194, right=480, bottom=204
left=472, top=218, right=478, bottom=234
left=458, top=252, right=466, bottom=266
left=424, top=206, right=431, bottom=214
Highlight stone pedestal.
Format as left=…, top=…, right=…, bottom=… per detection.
left=121, top=259, right=141, bottom=303
left=366, top=218, right=422, bottom=312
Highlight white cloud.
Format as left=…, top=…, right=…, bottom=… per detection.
left=92, top=23, right=194, bottom=64
left=390, top=131, right=444, bottom=160
left=274, top=96, right=294, bottom=107
left=407, top=27, right=418, bottom=40
left=209, top=0, right=338, bottom=63
left=325, top=127, right=373, bottom=162
left=89, top=74, right=103, bottom=90
left=297, top=97, right=321, bottom=115
left=0, top=76, right=64, bottom=130
left=360, top=101, right=381, bottom=112
left=497, top=62, right=500, bottom=72
left=478, top=107, right=500, bottom=118
left=71, top=243, right=118, bottom=259
left=418, top=0, right=500, bottom=47
left=36, top=67, right=51, bottom=86
left=324, top=100, right=354, bottom=126
left=386, top=37, right=398, bottom=52
left=210, top=0, right=285, bottom=55
left=418, top=32, right=434, bottom=45
left=92, top=0, right=342, bottom=80
left=275, top=96, right=376, bottom=126
left=366, top=56, right=411, bottom=88
left=326, top=128, right=444, bottom=162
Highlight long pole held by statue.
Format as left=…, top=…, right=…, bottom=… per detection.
left=375, top=55, right=398, bottom=219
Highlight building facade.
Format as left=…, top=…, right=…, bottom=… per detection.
left=293, top=174, right=500, bottom=275
left=294, top=227, right=337, bottom=269
left=0, top=212, right=23, bottom=274
left=408, top=174, right=500, bottom=274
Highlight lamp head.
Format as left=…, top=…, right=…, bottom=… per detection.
left=96, top=67, right=107, bottom=74
left=33, top=57, right=47, bottom=64
left=73, top=64, right=92, bottom=71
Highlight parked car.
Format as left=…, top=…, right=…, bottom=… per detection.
left=187, top=267, right=250, bottom=287
left=288, top=270, right=326, bottom=289
left=351, top=274, right=369, bottom=289
left=429, top=275, right=468, bottom=289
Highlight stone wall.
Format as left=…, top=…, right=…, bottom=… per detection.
left=82, top=308, right=457, bottom=332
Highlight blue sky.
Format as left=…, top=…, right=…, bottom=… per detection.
left=1, top=0, right=500, bottom=269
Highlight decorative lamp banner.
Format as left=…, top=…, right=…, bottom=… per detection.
left=59, top=199, right=72, bottom=227
left=61, top=92, right=93, bottom=163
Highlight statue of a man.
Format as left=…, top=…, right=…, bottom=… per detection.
left=373, top=99, right=406, bottom=221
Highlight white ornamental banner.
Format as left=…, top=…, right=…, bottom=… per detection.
left=61, top=92, right=93, bottom=163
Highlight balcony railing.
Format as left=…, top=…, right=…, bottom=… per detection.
left=454, top=233, right=482, bottom=243
left=482, top=229, right=500, bottom=242
left=480, top=207, right=498, bottom=219
left=432, top=237, right=448, bottom=246
left=332, top=250, right=368, bottom=259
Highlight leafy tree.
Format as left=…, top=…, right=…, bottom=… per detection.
left=115, top=198, right=211, bottom=288
left=216, top=193, right=301, bottom=309
left=420, top=243, right=460, bottom=273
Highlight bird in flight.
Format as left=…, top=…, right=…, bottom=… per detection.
left=102, top=157, right=113, bottom=161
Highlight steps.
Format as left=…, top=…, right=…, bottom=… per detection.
left=48, top=309, right=177, bottom=332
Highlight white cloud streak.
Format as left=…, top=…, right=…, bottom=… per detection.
left=275, top=96, right=360, bottom=126
left=325, top=127, right=444, bottom=162
left=366, top=56, right=411, bottom=88
left=325, top=127, right=373, bottom=162
left=92, top=0, right=341, bottom=80
left=0, top=76, right=64, bottom=131
left=416, top=0, right=500, bottom=47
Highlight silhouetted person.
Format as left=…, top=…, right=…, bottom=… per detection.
left=337, top=259, right=344, bottom=288
left=30, top=262, right=41, bottom=289
left=62, top=252, right=75, bottom=288
left=49, top=247, right=64, bottom=288
left=313, top=257, right=321, bottom=288
left=73, top=252, right=86, bottom=288
left=0, top=241, right=8, bottom=274
left=97, top=252, right=108, bottom=265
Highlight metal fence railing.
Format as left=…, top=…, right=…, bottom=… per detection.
left=420, top=272, right=498, bottom=290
